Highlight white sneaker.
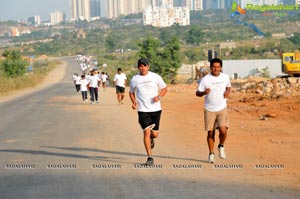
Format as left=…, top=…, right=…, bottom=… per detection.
left=208, top=153, right=215, bottom=163
left=218, top=146, right=226, bottom=159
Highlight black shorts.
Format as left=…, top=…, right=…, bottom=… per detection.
left=116, top=86, right=125, bottom=93
left=138, top=111, right=162, bottom=131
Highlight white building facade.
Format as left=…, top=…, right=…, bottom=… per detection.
left=50, top=11, right=66, bottom=25
left=143, top=6, right=190, bottom=27
left=71, top=0, right=91, bottom=21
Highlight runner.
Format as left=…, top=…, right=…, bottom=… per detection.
left=196, top=58, right=231, bottom=163
left=113, top=68, right=127, bottom=105
left=88, top=70, right=101, bottom=104
left=129, top=58, right=167, bottom=166
left=100, top=72, right=108, bottom=91
left=80, top=75, right=89, bottom=102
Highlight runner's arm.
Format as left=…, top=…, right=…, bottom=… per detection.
left=224, top=87, right=231, bottom=98
left=154, top=87, right=168, bottom=102
left=129, top=92, right=137, bottom=110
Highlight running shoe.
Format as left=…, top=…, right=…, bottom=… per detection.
left=208, top=153, right=215, bottom=163
left=145, top=157, right=154, bottom=166
left=218, top=146, right=226, bottom=159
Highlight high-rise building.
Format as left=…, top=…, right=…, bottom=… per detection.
left=263, top=0, right=280, bottom=5
left=90, top=0, right=101, bottom=18
left=186, top=0, right=203, bottom=10
left=71, top=0, right=91, bottom=21
left=283, top=0, right=299, bottom=4
left=151, top=0, right=161, bottom=7
left=50, top=11, right=66, bottom=25
left=139, top=0, right=152, bottom=11
left=203, top=0, right=219, bottom=9
left=224, top=0, right=235, bottom=9
left=173, top=0, right=184, bottom=6
left=28, top=15, right=41, bottom=26
left=103, top=0, right=151, bottom=19
left=240, top=0, right=261, bottom=8
left=161, top=0, right=174, bottom=6
left=106, top=0, right=119, bottom=18
left=100, top=0, right=107, bottom=17
left=119, top=0, right=143, bottom=16
left=282, top=0, right=295, bottom=4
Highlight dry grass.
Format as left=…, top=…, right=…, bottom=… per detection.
left=0, top=60, right=60, bottom=96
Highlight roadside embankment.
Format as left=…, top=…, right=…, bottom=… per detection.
left=0, top=59, right=67, bottom=103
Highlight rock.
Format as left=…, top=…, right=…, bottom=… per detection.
left=255, top=89, right=263, bottom=94
left=259, top=115, right=268, bottom=120
left=265, top=113, right=276, bottom=118
left=288, top=77, right=297, bottom=84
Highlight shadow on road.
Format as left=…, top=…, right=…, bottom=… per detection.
left=0, top=146, right=207, bottom=164
left=0, top=149, right=125, bottom=163
left=41, top=146, right=207, bottom=163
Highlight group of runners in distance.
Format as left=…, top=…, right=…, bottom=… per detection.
left=72, top=57, right=231, bottom=166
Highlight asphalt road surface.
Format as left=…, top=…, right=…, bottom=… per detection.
left=0, top=57, right=298, bottom=199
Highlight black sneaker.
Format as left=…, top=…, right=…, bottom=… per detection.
left=145, top=157, right=154, bottom=166
left=150, top=138, right=155, bottom=149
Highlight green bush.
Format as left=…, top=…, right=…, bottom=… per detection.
left=2, top=50, right=27, bottom=77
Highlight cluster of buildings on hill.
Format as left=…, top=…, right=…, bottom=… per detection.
left=4, top=0, right=300, bottom=36
left=19, top=0, right=300, bottom=27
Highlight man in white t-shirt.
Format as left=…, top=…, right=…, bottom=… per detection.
left=100, top=72, right=108, bottom=90
left=129, top=58, right=167, bottom=166
left=80, top=75, right=89, bottom=102
left=72, top=73, right=81, bottom=93
left=196, top=58, right=231, bottom=164
left=113, top=68, right=127, bottom=104
left=88, top=70, right=101, bottom=104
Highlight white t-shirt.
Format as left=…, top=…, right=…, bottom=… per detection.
left=114, top=73, right=127, bottom=87
left=130, top=71, right=167, bottom=112
left=81, top=64, right=87, bottom=72
left=75, top=76, right=81, bottom=85
left=101, top=74, right=108, bottom=82
left=80, top=79, right=89, bottom=91
left=197, top=73, right=231, bottom=112
left=88, top=75, right=100, bottom=88
left=72, top=75, right=77, bottom=82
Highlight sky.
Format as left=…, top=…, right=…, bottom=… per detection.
left=0, top=0, right=70, bottom=21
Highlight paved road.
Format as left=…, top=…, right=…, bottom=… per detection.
left=0, top=57, right=298, bottom=199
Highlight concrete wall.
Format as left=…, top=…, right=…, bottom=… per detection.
left=222, top=59, right=284, bottom=78
left=177, top=59, right=284, bottom=80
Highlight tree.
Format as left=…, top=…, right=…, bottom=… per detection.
left=2, top=50, right=27, bottom=77
left=137, top=36, right=160, bottom=62
left=184, top=49, right=198, bottom=63
left=105, top=33, right=121, bottom=52
left=288, top=32, right=300, bottom=47
left=137, top=36, right=181, bottom=83
left=185, top=25, right=204, bottom=45
left=161, top=36, right=181, bottom=83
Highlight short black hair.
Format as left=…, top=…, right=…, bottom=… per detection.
left=210, top=58, right=223, bottom=67
left=137, top=58, right=149, bottom=66
left=118, top=68, right=122, bottom=71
